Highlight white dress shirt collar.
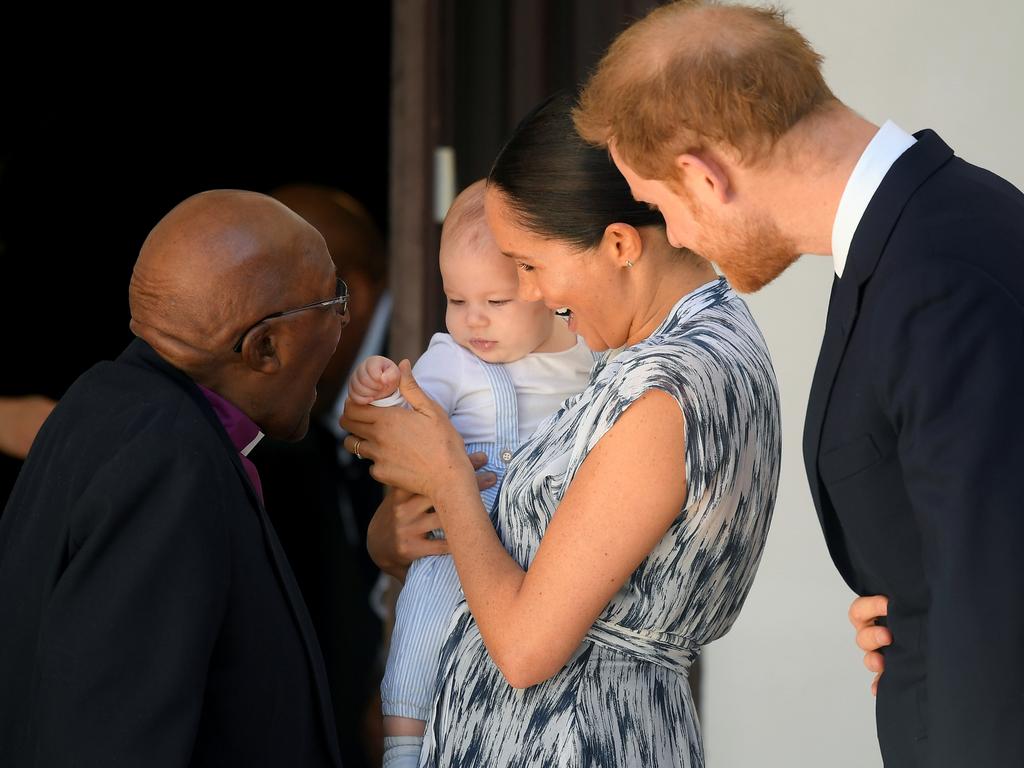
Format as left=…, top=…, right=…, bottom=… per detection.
left=831, top=120, right=916, bottom=278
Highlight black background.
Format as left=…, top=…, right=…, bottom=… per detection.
left=0, top=9, right=393, bottom=504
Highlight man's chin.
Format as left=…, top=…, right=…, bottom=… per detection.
left=268, top=413, right=312, bottom=443
left=723, top=268, right=775, bottom=294
left=290, top=413, right=312, bottom=442
left=719, top=254, right=801, bottom=294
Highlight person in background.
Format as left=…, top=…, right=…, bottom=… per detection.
left=0, top=396, right=55, bottom=460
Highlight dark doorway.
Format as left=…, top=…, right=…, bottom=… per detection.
left=0, top=7, right=392, bottom=506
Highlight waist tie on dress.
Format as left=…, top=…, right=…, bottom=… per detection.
left=584, top=619, right=699, bottom=676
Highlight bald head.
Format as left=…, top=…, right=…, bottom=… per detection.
left=575, top=0, right=835, bottom=175
left=439, top=179, right=494, bottom=266
left=129, top=189, right=333, bottom=376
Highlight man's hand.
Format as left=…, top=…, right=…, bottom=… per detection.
left=849, top=594, right=891, bottom=696
left=366, top=452, right=495, bottom=581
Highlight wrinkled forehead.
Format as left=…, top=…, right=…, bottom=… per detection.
left=214, top=225, right=337, bottom=318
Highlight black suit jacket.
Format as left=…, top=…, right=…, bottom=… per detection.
left=251, top=423, right=383, bottom=768
left=804, top=130, right=1024, bottom=766
left=0, top=339, right=342, bottom=767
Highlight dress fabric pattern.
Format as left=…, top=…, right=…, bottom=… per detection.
left=422, top=278, right=782, bottom=767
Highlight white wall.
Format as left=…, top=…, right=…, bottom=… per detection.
left=700, top=2, right=1024, bottom=765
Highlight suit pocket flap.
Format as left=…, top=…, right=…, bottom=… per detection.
left=819, top=433, right=882, bottom=484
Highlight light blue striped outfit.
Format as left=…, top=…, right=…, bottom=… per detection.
left=380, top=354, right=524, bottom=721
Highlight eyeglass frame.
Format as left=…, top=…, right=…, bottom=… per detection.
left=232, top=277, right=349, bottom=353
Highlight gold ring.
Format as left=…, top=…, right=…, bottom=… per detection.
left=353, top=438, right=363, bottom=460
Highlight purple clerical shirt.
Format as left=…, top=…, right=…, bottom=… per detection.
left=197, top=384, right=265, bottom=506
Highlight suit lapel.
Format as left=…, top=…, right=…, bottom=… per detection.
left=123, top=340, right=342, bottom=765
left=803, top=131, right=954, bottom=557
left=245, top=481, right=343, bottom=765
left=804, top=276, right=855, bottom=518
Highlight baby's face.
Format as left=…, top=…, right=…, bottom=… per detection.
left=441, top=241, right=555, bottom=364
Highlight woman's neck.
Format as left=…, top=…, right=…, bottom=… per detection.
left=625, top=253, right=719, bottom=348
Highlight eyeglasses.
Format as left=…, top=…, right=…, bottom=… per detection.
left=232, top=277, right=349, bottom=353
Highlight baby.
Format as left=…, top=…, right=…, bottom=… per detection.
left=349, top=180, right=594, bottom=768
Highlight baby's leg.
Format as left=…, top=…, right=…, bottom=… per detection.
left=383, top=735, right=423, bottom=768
left=381, top=553, right=463, bottom=766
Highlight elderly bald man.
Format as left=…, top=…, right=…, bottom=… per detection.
left=0, top=190, right=348, bottom=767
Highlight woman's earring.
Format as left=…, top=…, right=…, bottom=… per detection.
left=625, top=259, right=634, bottom=268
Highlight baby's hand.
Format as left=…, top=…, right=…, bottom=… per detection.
left=349, top=355, right=401, bottom=404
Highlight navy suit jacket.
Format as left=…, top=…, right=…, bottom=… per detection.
left=804, top=130, right=1024, bottom=766
left=0, top=339, right=342, bottom=767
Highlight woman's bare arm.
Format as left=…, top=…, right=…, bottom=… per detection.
left=343, top=362, right=686, bottom=688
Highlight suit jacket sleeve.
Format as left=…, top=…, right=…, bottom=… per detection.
left=875, top=257, right=1024, bottom=765
left=31, top=414, right=232, bottom=767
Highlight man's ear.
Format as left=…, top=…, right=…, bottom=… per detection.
left=676, top=151, right=732, bottom=205
left=240, top=324, right=282, bottom=373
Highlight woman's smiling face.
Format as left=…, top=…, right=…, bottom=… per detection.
left=484, top=186, right=635, bottom=353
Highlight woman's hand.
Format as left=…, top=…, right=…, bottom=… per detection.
left=849, top=594, right=891, bottom=696
left=342, top=360, right=473, bottom=499
left=367, top=453, right=497, bottom=581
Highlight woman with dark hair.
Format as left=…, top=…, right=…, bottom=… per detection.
left=344, top=93, right=781, bottom=767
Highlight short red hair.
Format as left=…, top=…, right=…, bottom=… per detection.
left=574, top=1, right=836, bottom=176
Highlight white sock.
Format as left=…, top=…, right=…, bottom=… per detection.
left=383, top=735, right=423, bottom=768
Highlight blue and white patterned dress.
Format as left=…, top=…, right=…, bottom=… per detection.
left=421, top=278, right=782, bottom=767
